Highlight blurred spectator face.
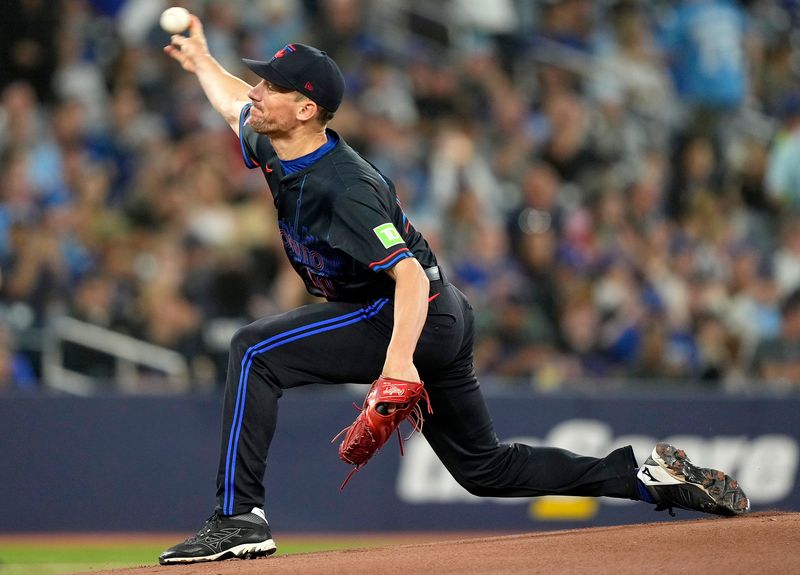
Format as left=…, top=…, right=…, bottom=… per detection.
left=740, top=138, right=768, bottom=181
left=682, top=137, right=715, bottom=182
left=546, top=92, right=585, bottom=134
left=563, top=208, right=593, bottom=249
left=629, top=176, right=661, bottom=219
left=52, top=99, right=86, bottom=145
left=475, top=225, right=508, bottom=263
left=207, top=2, right=237, bottom=29
left=103, top=237, right=136, bottom=282
left=190, top=163, right=227, bottom=205
left=428, top=67, right=459, bottom=101
left=730, top=247, right=758, bottom=290
left=0, top=348, right=12, bottom=392
left=545, top=92, right=588, bottom=159
left=111, top=86, right=143, bottom=129
left=638, top=320, right=666, bottom=364
left=521, top=162, right=559, bottom=209
left=537, top=64, right=577, bottom=99
left=495, top=91, right=527, bottom=135
left=2, top=81, right=37, bottom=116
left=614, top=7, right=646, bottom=51
left=1, top=150, right=35, bottom=210
left=323, top=0, right=363, bottom=34
left=0, top=322, right=18, bottom=391
left=325, top=100, right=361, bottom=138
left=73, top=274, right=114, bottom=324
left=497, top=302, right=530, bottom=337
left=55, top=25, right=82, bottom=66
left=140, top=286, right=200, bottom=348
left=542, top=0, right=593, bottom=40
left=697, top=313, right=726, bottom=350
left=783, top=304, right=800, bottom=340
left=753, top=274, right=778, bottom=306
left=1, top=82, right=38, bottom=146
left=76, top=165, right=111, bottom=207
left=560, top=290, right=599, bottom=353
left=595, top=259, right=643, bottom=330
left=436, top=127, right=476, bottom=167
left=61, top=144, right=89, bottom=193
left=597, top=189, right=625, bottom=229
left=520, top=229, right=556, bottom=271
left=784, top=226, right=800, bottom=254
left=449, top=188, right=482, bottom=226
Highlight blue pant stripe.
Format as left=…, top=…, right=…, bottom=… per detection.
left=223, top=299, right=386, bottom=513
left=223, top=298, right=388, bottom=512
left=223, top=298, right=389, bottom=514
left=223, top=303, right=377, bottom=511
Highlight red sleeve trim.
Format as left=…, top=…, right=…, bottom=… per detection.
left=368, top=247, right=410, bottom=268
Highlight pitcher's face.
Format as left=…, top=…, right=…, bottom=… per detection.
left=247, top=80, right=303, bottom=136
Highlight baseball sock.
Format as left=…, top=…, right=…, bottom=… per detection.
left=636, top=477, right=655, bottom=503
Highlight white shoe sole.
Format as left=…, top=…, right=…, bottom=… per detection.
left=159, top=538, right=277, bottom=564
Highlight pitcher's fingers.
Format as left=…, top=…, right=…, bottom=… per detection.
left=188, top=15, right=204, bottom=38
left=170, top=34, right=188, bottom=49
left=164, top=45, right=178, bottom=59
left=164, top=45, right=187, bottom=67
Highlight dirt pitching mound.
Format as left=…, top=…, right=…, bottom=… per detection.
left=82, top=512, right=798, bottom=575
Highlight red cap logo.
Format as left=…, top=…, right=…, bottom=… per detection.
left=271, top=44, right=296, bottom=60
left=304, top=81, right=314, bottom=91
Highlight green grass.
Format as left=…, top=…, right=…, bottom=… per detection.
left=0, top=538, right=386, bottom=575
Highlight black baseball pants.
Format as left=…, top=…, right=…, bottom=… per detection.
left=215, top=271, right=641, bottom=516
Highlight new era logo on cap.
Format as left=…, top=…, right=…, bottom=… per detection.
left=243, top=44, right=345, bottom=112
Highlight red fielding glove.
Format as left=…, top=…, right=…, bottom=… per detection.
left=333, top=376, right=431, bottom=489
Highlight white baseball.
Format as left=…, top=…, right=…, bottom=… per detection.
left=160, top=7, right=191, bottom=34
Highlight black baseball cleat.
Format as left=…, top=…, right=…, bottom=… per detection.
left=158, top=509, right=276, bottom=564
left=637, top=442, right=750, bottom=517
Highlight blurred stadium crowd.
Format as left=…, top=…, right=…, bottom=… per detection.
left=2, top=0, right=800, bottom=393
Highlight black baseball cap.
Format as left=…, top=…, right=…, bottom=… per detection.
left=243, top=44, right=345, bottom=112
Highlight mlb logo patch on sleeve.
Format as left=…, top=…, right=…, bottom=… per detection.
left=373, top=223, right=404, bottom=249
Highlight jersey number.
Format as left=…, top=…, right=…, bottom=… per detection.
left=308, top=271, right=338, bottom=299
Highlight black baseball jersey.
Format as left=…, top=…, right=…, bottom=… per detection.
left=238, top=104, right=437, bottom=302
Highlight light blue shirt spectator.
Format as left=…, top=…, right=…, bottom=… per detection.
left=766, top=129, right=800, bottom=209
left=659, top=0, right=747, bottom=108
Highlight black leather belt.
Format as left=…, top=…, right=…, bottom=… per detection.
left=424, top=265, right=447, bottom=284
